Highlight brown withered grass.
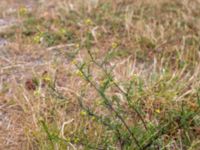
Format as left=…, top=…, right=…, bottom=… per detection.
left=0, top=0, right=200, bottom=149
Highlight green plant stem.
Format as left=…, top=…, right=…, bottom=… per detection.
left=87, top=49, right=148, bottom=131
left=76, top=64, right=142, bottom=149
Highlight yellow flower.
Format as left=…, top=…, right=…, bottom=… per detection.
left=66, top=137, right=71, bottom=142
left=75, top=70, right=83, bottom=77
left=155, top=109, right=161, bottom=114
left=111, top=42, right=118, bottom=49
left=84, top=18, right=93, bottom=25
left=80, top=111, right=87, bottom=116
left=59, top=28, right=67, bottom=35
left=71, top=59, right=78, bottom=65
left=33, top=35, right=41, bottom=43
left=43, top=76, right=51, bottom=83
left=19, top=6, right=28, bottom=16
left=91, top=116, right=96, bottom=121
left=95, top=99, right=103, bottom=106
left=74, top=137, right=79, bottom=143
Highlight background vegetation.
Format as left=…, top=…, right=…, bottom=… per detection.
left=0, top=0, right=200, bottom=149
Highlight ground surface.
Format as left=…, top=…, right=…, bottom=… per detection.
left=0, top=0, right=200, bottom=150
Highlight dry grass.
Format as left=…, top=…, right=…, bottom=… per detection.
left=0, top=0, right=200, bottom=149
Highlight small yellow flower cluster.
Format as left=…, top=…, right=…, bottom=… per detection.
left=111, top=42, right=118, bottom=49
left=155, top=109, right=161, bottom=114
left=66, top=137, right=71, bottom=142
left=84, top=18, right=93, bottom=25
left=91, top=116, right=96, bottom=121
left=80, top=110, right=87, bottom=116
left=33, top=34, right=42, bottom=44
left=95, top=99, right=103, bottom=106
left=74, top=137, right=80, bottom=143
left=19, top=6, right=28, bottom=16
left=66, top=137, right=80, bottom=143
left=100, top=78, right=115, bottom=87
left=71, top=59, right=78, bottom=65
left=43, top=75, right=51, bottom=84
left=75, top=70, right=84, bottom=78
left=59, top=28, right=67, bottom=35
